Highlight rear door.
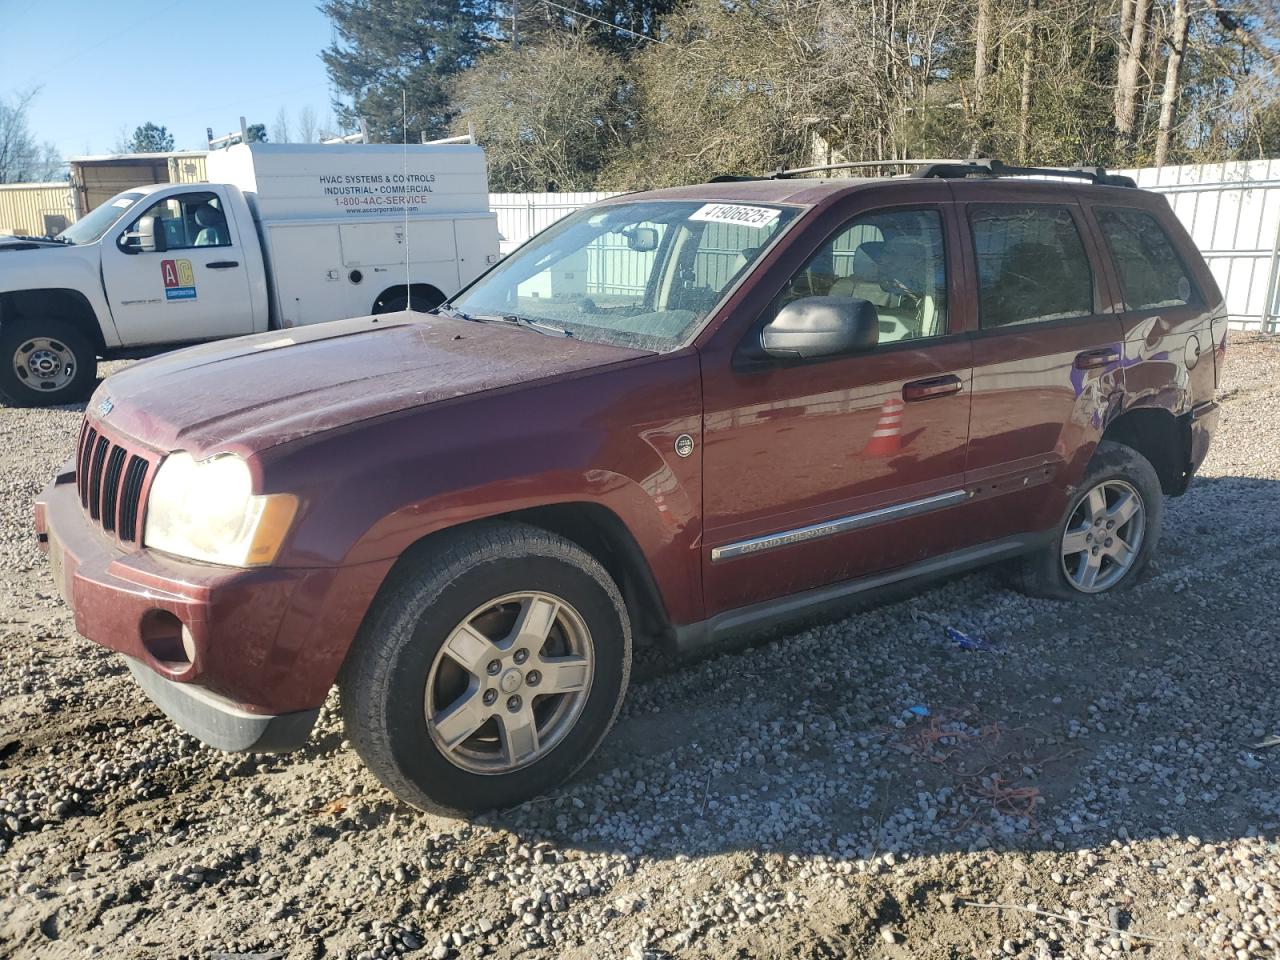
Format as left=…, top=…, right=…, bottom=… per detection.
left=102, top=187, right=255, bottom=345
left=957, top=186, right=1125, bottom=541
left=699, top=195, right=974, bottom=615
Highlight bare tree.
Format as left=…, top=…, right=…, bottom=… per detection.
left=1115, top=0, right=1152, bottom=148
left=970, top=0, right=994, bottom=156
left=452, top=31, right=635, bottom=190
left=272, top=107, right=292, bottom=143
left=297, top=105, right=319, bottom=143
left=0, top=88, right=62, bottom=183
left=1154, top=0, right=1189, bottom=166
left=1018, top=0, right=1039, bottom=163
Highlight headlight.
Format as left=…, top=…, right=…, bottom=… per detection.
left=143, top=453, right=298, bottom=567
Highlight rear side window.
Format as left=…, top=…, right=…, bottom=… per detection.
left=970, top=204, right=1094, bottom=329
left=1097, top=208, right=1197, bottom=310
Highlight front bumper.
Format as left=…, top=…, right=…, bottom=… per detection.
left=34, top=467, right=389, bottom=753
left=121, top=656, right=318, bottom=752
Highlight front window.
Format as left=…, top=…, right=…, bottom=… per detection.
left=451, top=200, right=799, bottom=350
left=128, top=191, right=231, bottom=250
left=58, top=190, right=146, bottom=245
left=772, top=208, right=950, bottom=344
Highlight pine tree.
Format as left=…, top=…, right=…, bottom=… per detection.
left=128, top=122, right=174, bottom=153
left=320, top=0, right=496, bottom=143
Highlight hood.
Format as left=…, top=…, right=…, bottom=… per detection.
left=94, top=312, right=649, bottom=456
left=0, top=236, right=71, bottom=252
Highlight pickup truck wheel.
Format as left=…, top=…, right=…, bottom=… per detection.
left=340, top=523, right=632, bottom=815
left=0, top=319, right=96, bottom=407
left=1014, top=440, right=1164, bottom=600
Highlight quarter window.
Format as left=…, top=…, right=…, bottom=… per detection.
left=1097, top=208, right=1197, bottom=310
left=774, top=209, right=949, bottom=344
left=970, top=204, right=1093, bottom=329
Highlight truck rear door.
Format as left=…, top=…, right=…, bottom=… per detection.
left=102, top=187, right=255, bottom=346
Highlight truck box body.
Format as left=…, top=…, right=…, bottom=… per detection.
left=0, top=141, right=502, bottom=404
left=205, top=143, right=498, bottom=328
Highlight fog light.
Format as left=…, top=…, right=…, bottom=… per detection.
left=140, top=610, right=193, bottom=669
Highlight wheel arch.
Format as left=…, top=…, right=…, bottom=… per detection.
left=1101, top=407, right=1190, bottom=495
left=371, top=283, right=445, bottom=314
left=366, top=502, right=675, bottom=649
left=0, top=287, right=106, bottom=353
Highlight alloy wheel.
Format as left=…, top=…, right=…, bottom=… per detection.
left=424, top=591, right=594, bottom=774
left=1060, top=479, right=1146, bottom=593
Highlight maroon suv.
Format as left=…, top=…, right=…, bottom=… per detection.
left=35, top=160, right=1225, bottom=814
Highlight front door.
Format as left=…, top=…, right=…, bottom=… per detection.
left=700, top=202, right=974, bottom=615
left=103, top=188, right=255, bottom=345
left=958, top=191, right=1126, bottom=542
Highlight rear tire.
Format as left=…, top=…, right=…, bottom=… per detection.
left=1013, top=440, right=1163, bottom=600
left=339, top=522, right=632, bottom=815
left=0, top=318, right=97, bottom=407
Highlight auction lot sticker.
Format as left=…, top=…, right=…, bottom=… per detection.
left=689, top=203, right=781, bottom=228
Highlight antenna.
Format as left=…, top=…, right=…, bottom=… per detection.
left=403, top=88, right=411, bottom=312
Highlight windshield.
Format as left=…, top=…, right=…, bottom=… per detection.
left=58, top=191, right=147, bottom=245
left=451, top=199, right=799, bottom=350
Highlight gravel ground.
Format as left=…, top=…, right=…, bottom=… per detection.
left=1, top=337, right=1278, bottom=960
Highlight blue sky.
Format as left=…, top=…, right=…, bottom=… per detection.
left=1, top=0, right=336, bottom=158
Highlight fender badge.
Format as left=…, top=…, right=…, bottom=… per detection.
left=674, top=434, right=694, bottom=458
left=96, top=396, right=114, bottom=418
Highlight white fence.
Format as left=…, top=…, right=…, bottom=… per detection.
left=8, top=169, right=1278, bottom=330
left=1119, top=160, right=1280, bottom=332
left=489, top=192, right=617, bottom=255
left=492, top=165, right=1280, bottom=332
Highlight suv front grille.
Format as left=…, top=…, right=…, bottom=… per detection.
left=75, top=418, right=157, bottom=544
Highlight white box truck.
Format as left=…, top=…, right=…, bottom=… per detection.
left=0, top=142, right=499, bottom=405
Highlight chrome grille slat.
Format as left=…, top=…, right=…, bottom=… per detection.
left=78, top=427, right=97, bottom=507
left=87, top=437, right=109, bottom=521
left=100, top=447, right=127, bottom=532
left=74, top=418, right=154, bottom=545
left=118, top=456, right=148, bottom=542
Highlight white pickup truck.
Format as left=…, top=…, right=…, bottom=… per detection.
left=0, top=142, right=500, bottom=405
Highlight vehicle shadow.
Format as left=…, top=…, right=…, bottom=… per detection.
left=455, top=473, right=1280, bottom=863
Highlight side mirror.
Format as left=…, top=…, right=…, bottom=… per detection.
left=121, top=215, right=166, bottom=254
left=760, top=296, right=878, bottom=360
left=624, top=226, right=659, bottom=253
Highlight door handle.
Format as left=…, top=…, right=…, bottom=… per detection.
left=206, top=260, right=240, bottom=269
left=903, top=374, right=963, bottom=402
left=1074, top=347, right=1120, bottom=370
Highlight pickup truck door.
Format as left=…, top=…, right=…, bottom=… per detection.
left=102, top=187, right=255, bottom=346
left=699, top=199, right=974, bottom=616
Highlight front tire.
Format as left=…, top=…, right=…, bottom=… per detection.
left=1014, top=440, right=1164, bottom=600
left=0, top=319, right=96, bottom=406
left=340, top=523, right=632, bottom=815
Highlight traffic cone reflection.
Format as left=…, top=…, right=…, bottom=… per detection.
left=863, top=397, right=904, bottom=457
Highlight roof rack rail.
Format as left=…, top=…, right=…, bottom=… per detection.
left=767, top=159, right=962, bottom=179
left=721, top=157, right=1137, bottom=188
left=911, top=158, right=1137, bottom=188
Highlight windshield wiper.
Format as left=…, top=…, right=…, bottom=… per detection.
left=469, top=313, right=575, bottom=337
left=434, top=304, right=474, bottom=321
left=9, top=234, right=70, bottom=244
